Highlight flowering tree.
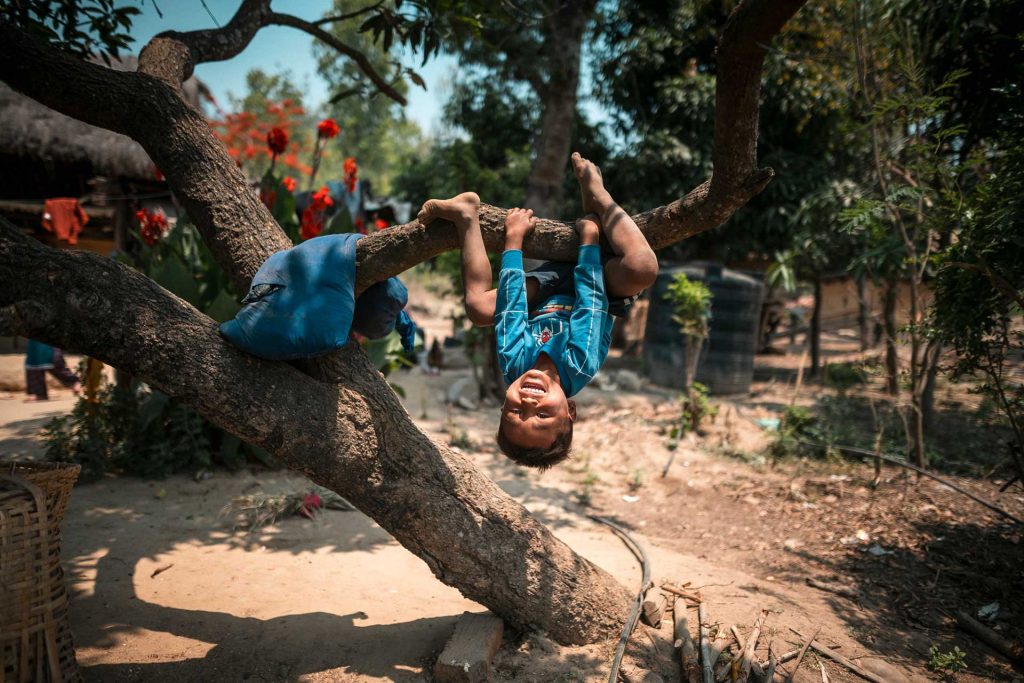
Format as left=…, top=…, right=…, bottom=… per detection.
left=0, top=0, right=806, bottom=644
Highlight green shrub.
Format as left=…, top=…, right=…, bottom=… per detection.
left=44, top=379, right=275, bottom=481
left=928, top=645, right=967, bottom=673
left=824, top=362, right=868, bottom=395
left=682, top=382, right=717, bottom=433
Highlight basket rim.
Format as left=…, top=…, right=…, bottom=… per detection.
left=0, top=460, right=82, bottom=476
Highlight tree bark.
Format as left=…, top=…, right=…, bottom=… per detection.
left=0, top=0, right=807, bottom=645
left=882, top=280, right=899, bottom=395
left=857, top=273, right=870, bottom=351
left=523, top=1, right=595, bottom=218
left=810, top=276, right=822, bottom=378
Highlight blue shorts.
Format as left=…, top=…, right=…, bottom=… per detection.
left=524, top=259, right=640, bottom=318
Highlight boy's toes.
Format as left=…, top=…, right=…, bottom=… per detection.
left=417, top=200, right=437, bottom=224
left=571, top=152, right=586, bottom=176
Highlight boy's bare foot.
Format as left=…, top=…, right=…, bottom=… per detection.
left=417, top=192, right=480, bottom=227
left=571, top=152, right=611, bottom=215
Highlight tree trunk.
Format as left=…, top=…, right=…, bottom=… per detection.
left=810, top=276, right=822, bottom=378
left=523, top=1, right=594, bottom=218
left=477, top=327, right=506, bottom=402
left=921, top=341, right=941, bottom=432
left=857, top=273, right=870, bottom=351
left=882, top=280, right=899, bottom=395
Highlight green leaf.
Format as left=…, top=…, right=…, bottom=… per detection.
left=149, top=253, right=203, bottom=306
left=204, top=288, right=240, bottom=323
left=322, top=207, right=355, bottom=235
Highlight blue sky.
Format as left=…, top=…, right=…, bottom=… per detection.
left=127, top=0, right=457, bottom=134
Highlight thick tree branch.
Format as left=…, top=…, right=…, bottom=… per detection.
left=266, top=12, right=407, bottom=106
left=139, top=0, right=271, bottom=84
left=0, top=218, right=631, bottom=644
left=712, top=0, right=807, bottom=185
left=137, top=0, right=403, bottom=105
left=0, top=21, right=290, bottom=293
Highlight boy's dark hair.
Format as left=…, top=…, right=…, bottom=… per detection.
left=496, top=402, right=574, bottom=470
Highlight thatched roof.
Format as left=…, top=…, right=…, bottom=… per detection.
left=0, top=56, right=207, bottom=181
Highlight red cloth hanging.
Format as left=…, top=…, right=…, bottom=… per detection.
left=41, top=198, right=89, bottom=244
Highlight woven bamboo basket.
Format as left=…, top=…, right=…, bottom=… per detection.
left=0, top=461, right=82, bottom=683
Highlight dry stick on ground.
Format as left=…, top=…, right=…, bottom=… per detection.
left=674, top=598, right=701, bottom=683
left=785, top=627, right=820, bottom=683
left=789, top=344, right=810, bottom=406
left=805, top=577, right=859, bottom=601
left=789, top=629, right=886, bottom=683
left=797, top=440, right=1024, bottom=525
left=763, top=641, right=777, bottom=683
left=776, top=644, right=841, bottom=665
left=737, top=609, right=767, bottom=683
left=698, top=602, right=714, bottom=683
left=662, top=583, right=703, bottom=603
left=955, top=610, right=1024, bottom=666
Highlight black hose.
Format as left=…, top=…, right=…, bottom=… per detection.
left=589, top=514, right=653, bottom=683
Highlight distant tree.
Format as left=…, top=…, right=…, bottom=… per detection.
left=930, top=60, right=1024, bottom=483
left=447, top=0, right=598, bottom=217
left=314, top=0, right=425, bottom=194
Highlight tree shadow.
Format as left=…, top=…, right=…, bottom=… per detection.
left=80, top=609, right=457, bottom=682
left=58, top=473, right=445, bottom=681
left=775, top=517, right=1023, bottom=680
left=0, top=410, right=68, bottom=459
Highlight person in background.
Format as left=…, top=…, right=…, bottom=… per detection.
left=25, top=339, right=82, bottom=401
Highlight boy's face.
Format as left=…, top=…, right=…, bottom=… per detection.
left=501, top=369, right=576, bottom=449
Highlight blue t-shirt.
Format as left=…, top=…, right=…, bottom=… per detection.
left=495, top=245, right=613, bottom=397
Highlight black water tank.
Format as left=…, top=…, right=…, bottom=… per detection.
left=643, top=262, right=764, bottom=395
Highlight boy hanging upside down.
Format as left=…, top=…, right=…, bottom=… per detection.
left=417, top=153, right=658, bottom=468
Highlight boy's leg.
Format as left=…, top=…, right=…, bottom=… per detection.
left=571, top=152, right=658, bottom=299
left=417, top=192, right=495, bottom=326
left=25, top=368, right=47, bottom=400
left=49, top=349, right=82, bottom=392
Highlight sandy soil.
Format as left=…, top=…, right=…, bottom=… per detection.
left=1, top=332, right=1021, bottom=682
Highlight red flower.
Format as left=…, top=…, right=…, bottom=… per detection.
left=300, top=207, right=323, bottom=240
left=300, top=186, right=334, bottom=241
left=316, top=118, right=340, bottom=139
left=374, top=218, right=389, bottom=231
left=266, top=127, right=288, bottom=155
left=343, top=156, right=359, bottom=193
left=282, top=177, right=296, bottom=192
left=136, top=207, right=169, bottom=246
left=311, top=186, right=334, bottom=210
left=354, top=217, right=366, bottom=235
left=298, top=492, right=322, bottom=519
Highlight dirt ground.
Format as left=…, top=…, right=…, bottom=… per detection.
left=1, top=324, right=1022, bottom=682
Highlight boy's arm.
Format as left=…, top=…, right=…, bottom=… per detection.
left=494, top=208, right=538, bottom=383
left=564, top=219, right=611, bottom=392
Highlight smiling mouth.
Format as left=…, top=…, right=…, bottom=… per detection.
left=521, top=381, right=546, bottom=395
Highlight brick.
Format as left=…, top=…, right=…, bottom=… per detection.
left=433, top=612, right=504, bottom=683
